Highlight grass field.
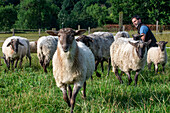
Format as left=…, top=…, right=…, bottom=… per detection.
left=0, top=31, right=169, bottom=113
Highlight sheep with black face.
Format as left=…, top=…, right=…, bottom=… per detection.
left=76, top=32, right=114, bottom=77
left=110, top=37, right=151, bottom=86
left=147, top=41, right=168, bottom=73
left=2, top=36, right=31, bottom=69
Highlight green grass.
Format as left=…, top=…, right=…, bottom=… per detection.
left=0, top=31, right=169, bottom=113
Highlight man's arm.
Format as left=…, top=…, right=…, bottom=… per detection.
left=140, top=26, right=148, bottom=42
left=141, top=33, right=146, bottom=41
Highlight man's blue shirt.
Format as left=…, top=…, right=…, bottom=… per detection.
left=140, top=25, right=148, bottom=35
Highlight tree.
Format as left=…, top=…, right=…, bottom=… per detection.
left=0, top=0, right=20, bottom=6
left=147, top=0, right=170, bottom=25
left=0, top=4, right=17, bottom=31
left=15, top=0, right=59, bottom=29
left=86, top=3, right=108, bottom=26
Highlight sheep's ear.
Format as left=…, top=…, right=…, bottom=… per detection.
left=46, top=30, right=58, bottom=36
left=132, top=34, right=139, bottom=40
left=145, top=39, right=152, bottom=46
left=138, top=34, right=144, bottom=38
left=128, top=41, right=138, bottom=48
left=75, top=29, right=86, bottom=36
left=17, top=39, right=24, bottom=46
left=165, top=41, right=168, bottom=44
left=132, top=34, right=143, bottom=40
left=7, top=42, right=11, bottom=47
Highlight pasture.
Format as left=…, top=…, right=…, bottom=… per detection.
left=0, top=31, right=169, bottom=112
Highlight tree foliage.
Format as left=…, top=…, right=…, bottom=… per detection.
left=15, top=0, right=59, bottom=29
left=0, top=4, right=17, bottom=31
left=0, top=0, right=169, bottom=31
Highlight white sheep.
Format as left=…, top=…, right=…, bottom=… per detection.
left=110, top=37, right=151, bottom=86
left=46, top=28, right=95, bottom=113
left=2, top=36, right=31, bottom=69
left=76, top=32, right=114, bottom=77
left=114, top=31, right=130, bottom=40
left=29, top=41, right=37, bottom=53
left=147, top=41, right=168, bottom=73
left=37, top=35, right=58, bottom=73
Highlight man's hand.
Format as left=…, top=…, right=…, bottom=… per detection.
left=141, top=33, right=146, bottom=41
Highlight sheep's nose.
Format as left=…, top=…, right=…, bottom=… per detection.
left=62, top=45, right=69, bottom=52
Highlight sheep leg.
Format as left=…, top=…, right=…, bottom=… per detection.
left=28, top=56, right=31, bottom=67
left=3, top=57, right=8, bottom=69
left=155, top=64, right=158, bottom=73
left=115, top=69, right=123, bottom=84
left=15, top=58, right=19, bottom=68
left=11, top=59, right=14, bottom=70
left=162, top=63, right=165, bottom=74
left=61, top=86, right=70, bottom=107
left=3, top=54, right=8, bottom=67
left=134, top=71, right=140, bottom=86
left=7, top=58, right=10, bottom=70
left=148, top=63, right=152, bottom=71
left=70, top=85, right=81, bottom=113
left=82, top=82, right=86, bottom=98
left=19, top=57, right=23, bottom=68
left=95, top=60, right=101, bottom=77
left=101, top=59, right=104, bottom=73
left=107, top=58, right=111, bottom=76
left=43, top=64, right=47, bottom=73
left=68, top=85, right=72, bottom=100
left=27, top=53, right=31, bottom=67
left=120, top=71, right=124, bottom=77
left=125, top=71, right=132, bottom=85
left=3, top=58, right=8, bottom=67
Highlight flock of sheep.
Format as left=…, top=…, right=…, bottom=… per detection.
left=1, top=28, right=168, bottom=113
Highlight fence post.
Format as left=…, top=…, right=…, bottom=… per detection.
left=78, top=25, right=80, bottom=30
left=88, top=27, right=90, bottom=34
left=123, top=25, right=125, bottom=31
left=0, top=57, right=1, bottom=66
left=156, top=20, right=158, bottom=34
left=39, top=29, right=41, bottom=38
left=12, top=29, right=15, bottom=36
left=52, top=28, right=56, bottom=31
left=119, top=12, right=123, bottom=31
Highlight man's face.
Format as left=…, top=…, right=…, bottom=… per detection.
left=132, top=18, right=141, bottom=28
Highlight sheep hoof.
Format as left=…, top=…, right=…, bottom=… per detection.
left=128, top=79, right=132, bottom=85
left=82, top=96, right=86, bottom=100
left=120, top=81, right=123, bottom=84
left=96, top=72, right=101, bottom=77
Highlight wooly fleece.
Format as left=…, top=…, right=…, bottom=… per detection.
left=110, top=38, right=147, bottom=73
left=2, top=36, right=30, bottom=60
left=147, top=46, right=167, bottom=65
left=88, top=32, right=114, bottom=59
left=37, top=36, right=58, bottom=65
left=53, top=39, right=95, bottom=88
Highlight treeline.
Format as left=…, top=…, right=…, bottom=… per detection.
left=0, top=0, right=169, bottom=31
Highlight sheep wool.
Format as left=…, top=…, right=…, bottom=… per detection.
left=37, top=35, right=58, bottom=72
left=110, top=38, right=147, bottom=73
left=53, top=40, right=95, bottom=88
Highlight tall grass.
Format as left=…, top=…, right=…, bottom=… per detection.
left=0, top=31, right=169, bottom=113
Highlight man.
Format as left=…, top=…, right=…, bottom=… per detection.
left=132, top=15, right=157, bottom=49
